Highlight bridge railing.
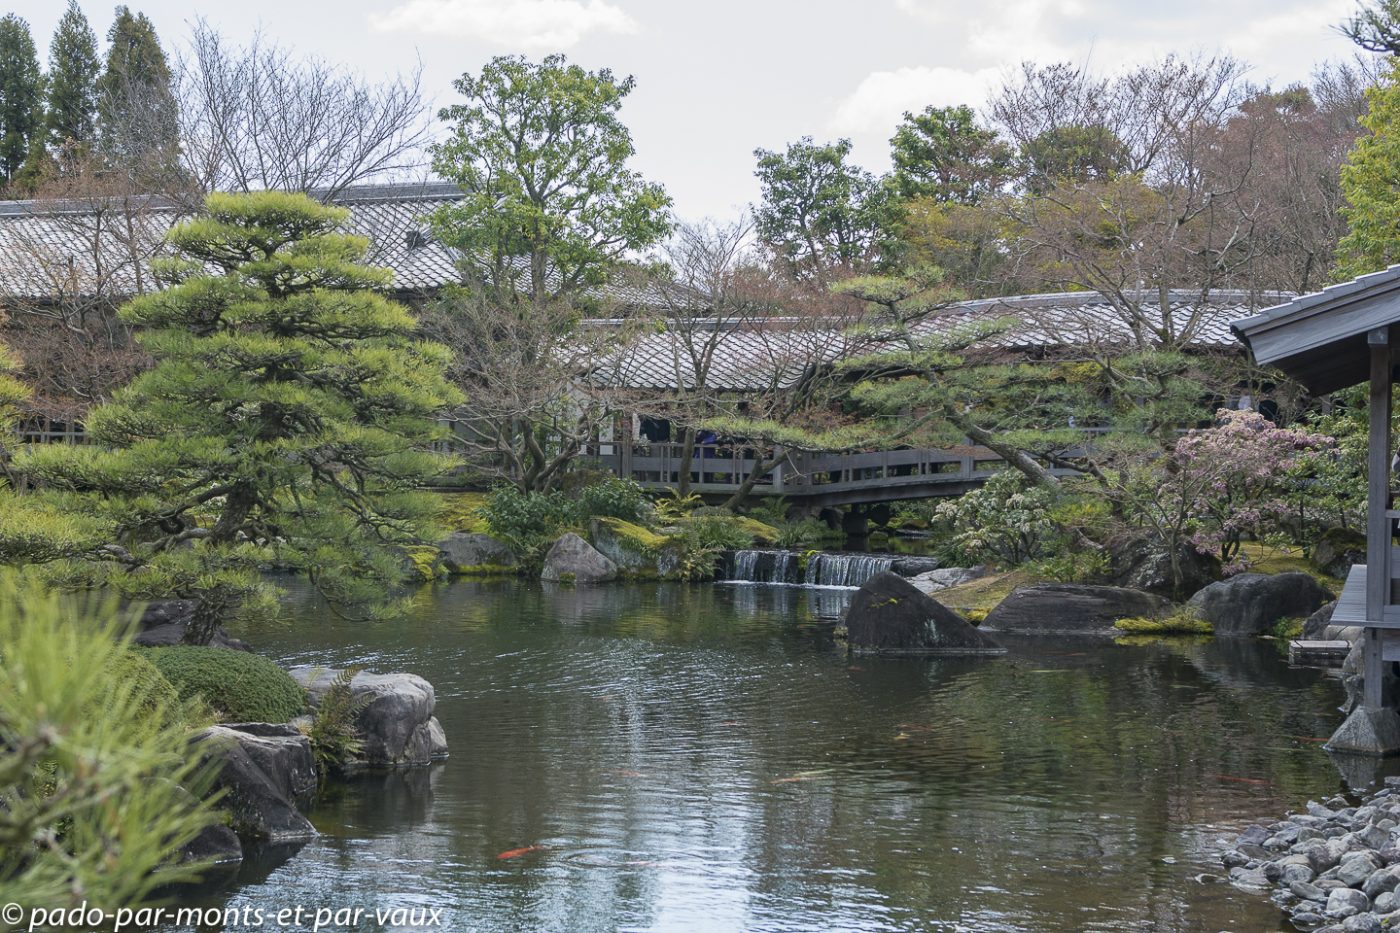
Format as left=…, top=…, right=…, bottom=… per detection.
left=580, top=443, right=1012, bottom=498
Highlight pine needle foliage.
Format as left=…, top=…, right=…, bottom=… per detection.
left=16, top=191, right=462, bottom=640
left=0, top=572, right=220, bottom=908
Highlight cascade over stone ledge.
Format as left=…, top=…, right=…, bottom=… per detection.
left=835, top=572, right=1005, bottom=656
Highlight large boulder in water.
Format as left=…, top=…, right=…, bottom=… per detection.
left=437, top=532, right=517, bottom=575
left=835, top=572, right=1005, bottom=656
left=981, top=584, right=1169, bottom=636
left=541, top=532, right=617, bottom=584
left=193, top=723, right=318, bottom=844
left=289, top=668, right=448, bottom=768
left=1186, top=572, right=1331, bottom=637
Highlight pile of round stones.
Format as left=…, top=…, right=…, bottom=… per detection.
left=1223, top=787, right=1400, bottom=932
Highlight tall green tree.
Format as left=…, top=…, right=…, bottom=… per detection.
left=430, top=53, right=672, bottom=306
left=1338, top=59, right=1400, bottom=278
left=17, top=192, right=462, bottom=642
left=1020, top=124, right=1131, bottom=193
left=889, top=105, right=1013, bottom=205
left=753, top=136, right=887, bottom=283
left=96, top=5, right=178, bottom=184
left=0, top=14, right=42, bottom=185
left=45, top=0, right=100, bottom=155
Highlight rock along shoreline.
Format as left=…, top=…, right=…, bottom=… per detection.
left=1225, top=782, right=1400, bottom=931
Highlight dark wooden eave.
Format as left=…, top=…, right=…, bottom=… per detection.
left=1232, top=264, right=1400, bottom=395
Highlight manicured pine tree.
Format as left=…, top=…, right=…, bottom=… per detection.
left=0, top=14, right=43, bottom=185
left=17, top=192, right=463, bottom=642
left=45, top=0, right=100, bottom=155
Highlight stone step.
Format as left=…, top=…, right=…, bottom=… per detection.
left=1289, top=639, right=1352, bottom=668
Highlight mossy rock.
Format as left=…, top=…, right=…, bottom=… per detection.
left=590, top=516, right=686, bottom=578
left=1310, top=527, right=1367, bottom=580
left=146, top=646, right=307, bottom=723
left=400, top=544, right=444, bottom=582
left=934, top=569, right=1047, bottom=615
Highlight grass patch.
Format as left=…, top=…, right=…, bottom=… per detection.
left=1238, top=542, right=1343, bottom=590
left=1272, top=617, right=1306, bottom=640
left=1113, top=613, right=1214, bottom=635
left=435, top=491, right=491, bottom=534
left=933, top=568, right=1047, bottom=615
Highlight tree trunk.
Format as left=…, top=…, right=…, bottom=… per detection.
left=721, top=449, right=786, bottom=511
left=949, top=413, right=1060, bottom=489
left=676, top=426, right=697, bottom=497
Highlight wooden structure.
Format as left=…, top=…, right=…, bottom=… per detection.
left=1234, top=265, right=1400, bottom=755
left=582, top=442, right=1050, bottom=507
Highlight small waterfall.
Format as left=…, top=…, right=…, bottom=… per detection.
left=804, top=553, right=895, bottom=588
left=722, top=549, right=800, bottom=585
left=722, top=549, right=895, bottom=588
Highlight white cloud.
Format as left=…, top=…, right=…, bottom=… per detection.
left=369, top=0, right=638, bottom=50
left=829, top=65, right=1002, bottom=136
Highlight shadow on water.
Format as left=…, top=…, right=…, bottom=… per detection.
left=174, top=579, right=1361, bottom=933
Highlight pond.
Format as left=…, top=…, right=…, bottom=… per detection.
left=195, top=580, right=1356, bottom=932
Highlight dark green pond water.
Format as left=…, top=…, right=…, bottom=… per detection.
left=202, top=580, right=1358, bottom=932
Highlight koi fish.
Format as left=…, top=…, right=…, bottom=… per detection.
left=771, top=769, right=834, bottom=784
left=496, top=845, right=546, bottom=860
left=1206, top=774, right=1272, bottom=786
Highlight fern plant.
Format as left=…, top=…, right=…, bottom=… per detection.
left=654, top=490, right=702, bottom=524
left=303, top=668, right=370, bottom=781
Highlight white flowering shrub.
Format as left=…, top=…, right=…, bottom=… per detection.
left=933, top=469, right=1060, bottom=567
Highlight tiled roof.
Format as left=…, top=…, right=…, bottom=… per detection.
left=920, top=289, right=1294, bottom=349
left=0, top=181, right=671, bottom=308
left=592, top=289, right=1290, bottom=391
left=592, top=323, right=857, bottom=392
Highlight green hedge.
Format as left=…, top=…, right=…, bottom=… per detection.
left=145, top=646, right=307, bottom=723
left=99, top=648, right=183, bottom=727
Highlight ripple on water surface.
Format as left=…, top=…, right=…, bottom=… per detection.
left=179, top=580, right=1357, bottom=933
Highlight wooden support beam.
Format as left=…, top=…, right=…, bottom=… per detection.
left=1366, top=327, right=1393, bottom=709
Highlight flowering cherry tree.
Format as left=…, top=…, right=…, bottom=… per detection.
left=1168, top=410, right=1332, bottom=572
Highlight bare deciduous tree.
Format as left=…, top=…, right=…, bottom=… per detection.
left=177, top=22, right=431, bottom=199
left=987, top=55, right=1366, bottom=348
left=0, top=162, right=165, bottom=421
left=420, top=290, right=644, bottom=492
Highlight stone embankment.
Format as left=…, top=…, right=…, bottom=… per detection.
left=1225, top=784, right=1400, bottom=931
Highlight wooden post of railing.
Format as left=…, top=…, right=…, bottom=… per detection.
left=1366, top=326, right=1393, bottom=709
left=619, top=415, right=634, bottom=481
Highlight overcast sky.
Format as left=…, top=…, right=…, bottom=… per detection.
left=9, top=0, right=1369, bottom=222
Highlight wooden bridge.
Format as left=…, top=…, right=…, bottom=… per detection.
left=584, top=443, right=1074, bottom=508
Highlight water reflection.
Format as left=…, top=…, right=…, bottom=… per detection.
left=179, top=580, right=1358, bottom=932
